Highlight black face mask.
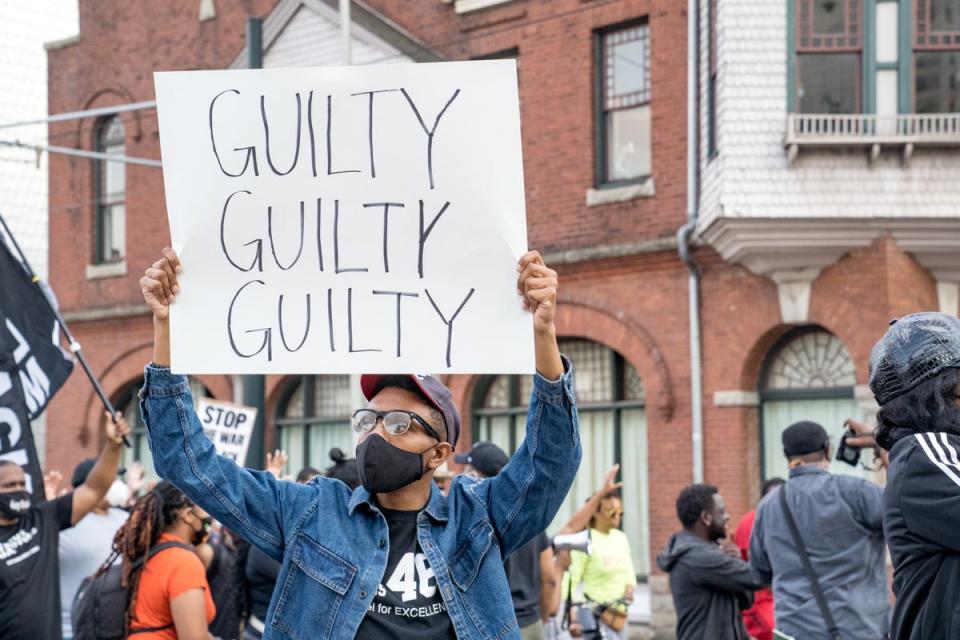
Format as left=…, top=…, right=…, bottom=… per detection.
left=192, top=515, right=212, bottom=546
left=356, top=434, right=436, bottom=494
left=0, top=491, right=31, bottom=520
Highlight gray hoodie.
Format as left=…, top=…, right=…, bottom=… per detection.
left=656, top=530, right=762, bottom=640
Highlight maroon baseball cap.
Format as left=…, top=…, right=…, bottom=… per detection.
left=360, top=374, right=461, bottom=448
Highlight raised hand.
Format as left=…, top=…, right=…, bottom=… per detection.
left=104, top=411, right=131, bottom=447
left=266, top=449, right=289, bottom=479
left=140, top=247, right=182, bottom=320
left=517, top=250, right=559, bottom=334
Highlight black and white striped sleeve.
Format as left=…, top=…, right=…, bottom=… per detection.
left=902, top=432, right=960, bottom=553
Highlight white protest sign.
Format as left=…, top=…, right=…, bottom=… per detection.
left=154, top=61, right=533, bottom=374
left=196, top=398, right=257, bottom=463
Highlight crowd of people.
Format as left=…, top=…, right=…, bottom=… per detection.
left=2, top=242, right=960, bottom=640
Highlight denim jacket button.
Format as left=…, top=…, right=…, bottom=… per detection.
left=360, top=590, right=367, bottom=598
left=378, top=539, right=386, bottom=548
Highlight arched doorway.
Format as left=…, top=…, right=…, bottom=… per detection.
left=759, top=327, right=868, bottom=481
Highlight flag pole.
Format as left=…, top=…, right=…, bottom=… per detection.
left=0, top=211, right=130, bottom=447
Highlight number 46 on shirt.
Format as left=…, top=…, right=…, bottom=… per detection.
left=380, top=552, right=437, bottom=602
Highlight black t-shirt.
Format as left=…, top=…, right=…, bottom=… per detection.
left=504, top=532, right=550, bottom=627
left=0, top=494, right=73, bottom=640
left=357, top=507, right=454, bottom=639
left=245, top=543, right=281, bottom=621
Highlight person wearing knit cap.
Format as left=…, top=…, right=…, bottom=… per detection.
left=748, top=420, right=889, bottom=640
left=870, top=312, right=960, bottom=640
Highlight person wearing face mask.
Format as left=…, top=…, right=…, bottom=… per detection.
left=58, top=455, right=132, bottom=639
left=138, top=247, right=580, bottom=639
left=0, top=411, right=128, bottom=640
left=112, top=480, right=216, bottom=639
left=749, top=421, right=890, bottom=640
left=657, top=484, right=761, bottom=640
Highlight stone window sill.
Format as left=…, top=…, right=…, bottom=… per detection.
left=86, top=260, right=127, bottom=280
left=451, top=0, right=515, bottom=14
left=585, top=179, right=656, bottom=207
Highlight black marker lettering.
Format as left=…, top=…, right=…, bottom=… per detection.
left=372, top=290, right=419, bottom=357
left=307, top=90, right=318, bottom=177
left=418, top=200, right=449, bottom=279
left=261, top=93, right=302, bottom=176
left=209, top=89, right=259, bottom=177
left=400, top=88, right=461, bottom=190
left=267, top=201, right=305, bottom=270
left=425, top=288, right=476, bottom=368
left=278, top=293, right=311, bottom=352
left=363, top=202, right=404, bottom=273
left=348, top=288, right=381, bottom=353
left=326, top=94, right=361, bottom=176
left=334, top=199, right=368, bottom=274
left=227, top=280, right=272, bottom=361
left=219, top=190, right=262, bottom=272
left=350, top=89, right=399, bottom=178
left=315, top=198, right=324, bottom=272
left=327, top=287, right=336, bottom=352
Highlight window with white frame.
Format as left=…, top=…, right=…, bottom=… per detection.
left=597, top=21, right=652, bottom=185
left=95, top=115, right=126, bottom=264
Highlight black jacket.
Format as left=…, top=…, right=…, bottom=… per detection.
left=885, top=432, right=960, bottom=639
left=656, top=530, right=761, bottom=640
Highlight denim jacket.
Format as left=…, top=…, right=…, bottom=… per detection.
left=139, top=360, right=581, bottom=640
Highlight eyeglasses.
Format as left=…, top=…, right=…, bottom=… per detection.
left=352, top=409, right=443, bottom=442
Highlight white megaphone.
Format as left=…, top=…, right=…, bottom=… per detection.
left=552, top=530, right=591, bottom=554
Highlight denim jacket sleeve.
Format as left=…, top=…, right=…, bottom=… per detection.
left=139, top=364, right=315, bottom=561
left=482, top=356, right=581, bottom=557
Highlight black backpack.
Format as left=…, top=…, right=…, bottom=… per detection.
left=72, top=540, right=194, bottom=640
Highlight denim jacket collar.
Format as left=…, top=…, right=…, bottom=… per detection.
left=348, top=482, right=450, bottom=522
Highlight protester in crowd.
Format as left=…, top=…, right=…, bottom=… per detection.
left=658, top=484, right=761, bottom=640
left=868, top=312, right=960, bottom=640
left=59, top=455, right=131, bottom=639
left=113, top=480, right=215, bottom=638
left=0, top=411, right=128, bottom=640
left=243, top=458, right=346, bottom=640
left=750, top=420, right=890, bottom=640
left=565, top=492, right=635, bottom=639
left=205, top=527, right=248, bottom=640
left=456, top=441, right=562, bottom=639
left=139, top=246, right=579, bottom=639
left=732, top=477, right=783, bottom=640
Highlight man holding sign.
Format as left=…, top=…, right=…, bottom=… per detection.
left=138, top=245, right=580, bottom=639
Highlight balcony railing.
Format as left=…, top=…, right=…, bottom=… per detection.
left=785, top=113, right=960, bottom=163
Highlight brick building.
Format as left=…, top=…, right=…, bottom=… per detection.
left=43, top=0, right=960, bottom=634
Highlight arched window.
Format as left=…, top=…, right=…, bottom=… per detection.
left=473, top=339, right=650, bottom=577
left=95, top=115, right=126, bottom=263
left=276, top=375, right=353, bottom=476
left=118, top=377, right=209, bottom=480
left=759, top=327, right=866, bottom=481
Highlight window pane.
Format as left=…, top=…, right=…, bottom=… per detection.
left=308, top=422, right=354, bottom=474
left=931, top=0, right=960, bottom=32
left=483, top=375, right=511, bottom=409
left=813, top=0, right=846, bottom=34
left=798, top=53, right=859, bottom=113
left=604, top=24, right=650, bottom=106
left=606, top=104, right=652, bottom=181
left=104, top=144, right=125, bottom=199
left=916, top=52, right=960, bottom=113
left=763, top=330, right=856, bottom=390
left=312, top=375, right=352, bottom=418
left=620, top=408, right=649, bottom=577
left=561, top=339, right=613, bottom=404
left=476, top=415, right=513, bottom=454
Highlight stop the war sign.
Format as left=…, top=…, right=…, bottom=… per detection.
left=196, top=398, right=257, bottom=463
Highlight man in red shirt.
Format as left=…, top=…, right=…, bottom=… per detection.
left=733, top=478, right=784, bottom=640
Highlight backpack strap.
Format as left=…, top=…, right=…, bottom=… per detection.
left=778, top=485, right=841, bottom=640
left=128, top=540, right=197, bottom=635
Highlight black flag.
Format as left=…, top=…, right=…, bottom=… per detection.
left=0, top=238, right=74, bottom=499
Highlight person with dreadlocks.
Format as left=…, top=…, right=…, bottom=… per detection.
left=113, top=480, right=215, bottom=639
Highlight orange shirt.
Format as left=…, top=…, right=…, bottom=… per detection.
left=130, top=532, right=216, bottom=639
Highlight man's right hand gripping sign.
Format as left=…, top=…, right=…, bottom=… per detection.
left=139, top=247, right=580, bottom=640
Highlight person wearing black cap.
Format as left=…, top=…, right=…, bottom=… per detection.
left=0, top=412, right=129, bottom=640
left=748, top=420, right=889, bottom=640
left=869, top=312, right=960, bottom=640
left=455, top=442, right=560, bottom=640
left=138, top=247, right=581, bottom=639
